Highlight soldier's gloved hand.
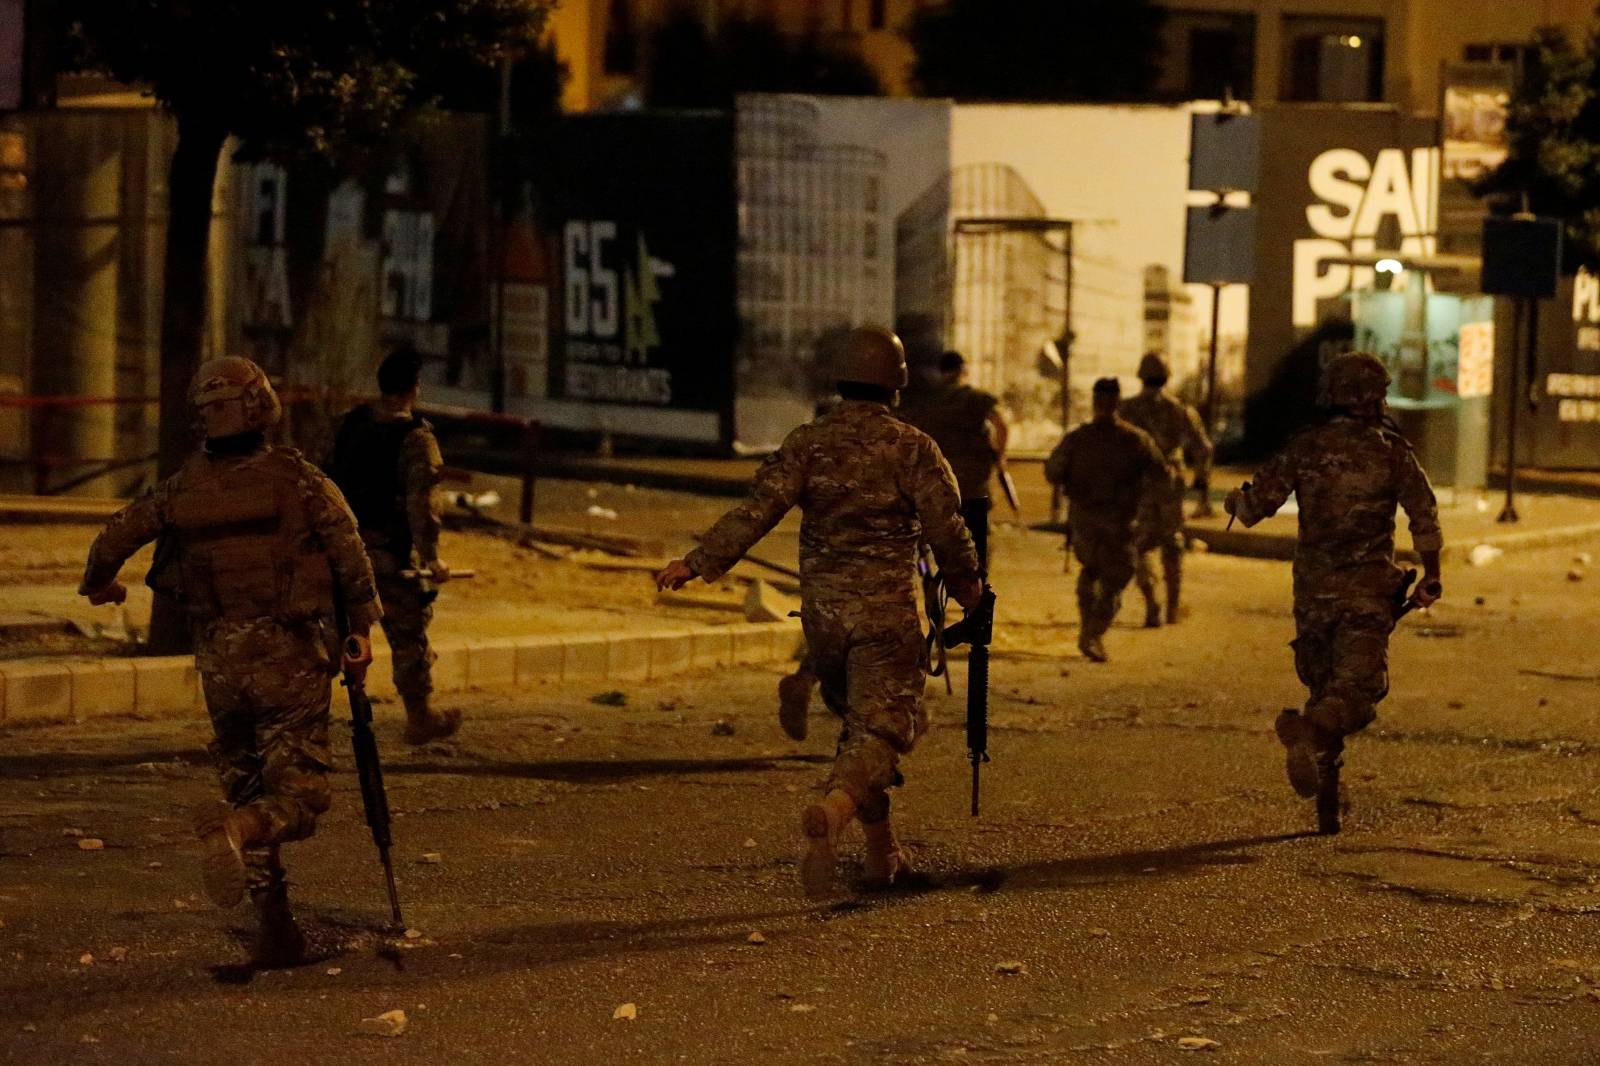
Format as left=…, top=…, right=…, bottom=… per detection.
left=342, top=632, right=374, bottom=684
left=426, top=560, right=452, bottom=584
left=948, top=575, right=983, bottom=612
left=655, top=558, right=697, bottom=592
left=1413, top=577, right=1442, bottom=609
left=83, top=581, right=127, bottom=606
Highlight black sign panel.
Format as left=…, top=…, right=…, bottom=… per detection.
left=1184, top=204, right=1256, bottom=284
left=1189, top=112, right=1261, bottom=194
left=538, top=113, right=737, bottom=426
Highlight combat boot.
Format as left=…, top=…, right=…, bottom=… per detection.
left=1143, top=600, right=1162, bottom=628
left=799, top=789, right=856, bottom=898
left=402, top=695, right=461, bottom=746
left=1273, top=709, right=1322, bottom=799
left=777, top=670, right=814, bottom=741
left=195, top=804, right=268, bottom=908
left=861, top=819, right=913, bottom=889
left=249, top=882, right=307, bottom=969
left=1078, top=632, right=1109, bottom=663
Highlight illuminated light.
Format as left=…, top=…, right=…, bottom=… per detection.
left=1347, top=35, right=1364, bottom=48
left=1375, top=258, right=1404, bottom=275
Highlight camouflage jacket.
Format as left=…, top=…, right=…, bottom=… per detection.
left=1044, top=416, right=1169, bottom=525
left=81, top=443, right=382, bottom=633
left=1119, top=389, right=1213, bottom=481
left=685, top=400, right=980, bottom=605
left=1232, top=416, right=1442, bottom=596
left=897, top=383, right=1000, bottom=500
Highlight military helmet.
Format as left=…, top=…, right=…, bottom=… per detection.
left=1319, top=350, right=1391, bottom=410
left=834, top=326, right=908, bottom=391
left=1137, top=352, right=1170, bottom=384
left=188, top=356, right=282, bottom=438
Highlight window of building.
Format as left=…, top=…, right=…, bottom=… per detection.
left=1281, top=15, right=1385, bottom=103
left=603, top=0, right=637, bottom=75
left=1463, top=42, right=1535, bottom=74
left=1154, top=11, right=1255, bottom=100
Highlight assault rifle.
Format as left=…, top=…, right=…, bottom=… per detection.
left=950, top=497, right=996, bottom=817
left=335, top=605, right=404, bottom=929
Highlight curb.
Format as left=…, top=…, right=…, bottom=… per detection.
left=1033, top=520, right=1600, bottom=564
left=0, top=621, right=804, bottom=728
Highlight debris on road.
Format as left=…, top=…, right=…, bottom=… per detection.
left=711, top=720, right=736, bottom=736
left=742, top=838, right=758, bottom=849
left=77, top=953, right=93, bottom=966
left=789, top=1004, right=816, bottom=1013
left=591, top=691, right=628, bottom=707
left=76, top=838, right=104, bottom=851
left=358, top=1010, right=408, bottom=1038
left=1177, top=1036, right=1221, bottom=1051
left=994, top=960, right=1028, bottom=975
left=62, top=828, right=84, bottom=838
left=417, top=853, right=443, bottom=865
left=747, top=931, right=767, bottom=945
left=326, top=967, right=342, bottom=977
left=107, top=947, right=127, bottom=963
left=1468, top=544, right=1504, bottom=567
left=613, top=1003, right=638, bottom=1021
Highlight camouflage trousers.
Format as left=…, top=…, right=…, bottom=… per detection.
left=1071, top=516, right=1138, bottom=639
left=371, top=550, right=435, bottom=713
left=197, top=620, right=336, bottom=892
left=1134, top=478, right=1185, bottom=609
left=1292, top=593, right=1394, bottom=742
left=802, top=598, right=928, bottom=824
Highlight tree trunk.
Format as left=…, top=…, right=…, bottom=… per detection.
left=146, top=116, right=226, bottom=655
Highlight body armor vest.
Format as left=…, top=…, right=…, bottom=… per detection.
left=327, top=405, right=419, bottom=555
left=166, top=448, right=335, bottom=624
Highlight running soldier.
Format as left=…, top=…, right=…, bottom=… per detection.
left=657, top=326, right=982, bottom=897
left=1044, top=378, right=1168, bottom=663
left=79, top=357, right=380, bottom=967
left=326, top=347, right=459, bottom=745
left=897, top=350, right=1010, bottom=502
left=1120, top=352, right=1213, bottom=627
left=1225, top=351, right=1441, bottom=833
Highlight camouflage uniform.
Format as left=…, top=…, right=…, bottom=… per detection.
left=1044, top=417, right=1168, bottom=643
left=327, top=404, right=444, bottom=718
left=686, top=400, right=980, bottom=823
left=1230, top=416, right=1441, bottom=743
left=1119, top=389, right=1212, bottom=619
left=81, top=442, right=382, bottom=896
left=898, top=382, right=1001, bottom=500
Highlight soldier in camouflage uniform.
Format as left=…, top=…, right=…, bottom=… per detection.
left=1226, top=351, right=1441, bottom=833
left=657, top=327, right=982, bottom=898
left=79, top=357, right=380, bottom=967
left=327, top=347, right=458, bottom=745
left=1044, top=378, right=1168, bottom=663
left=897, top=351, right=1009, bottom=502
left=1120, top=353, right=1213, bottom=628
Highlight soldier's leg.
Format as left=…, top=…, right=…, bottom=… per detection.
left=1276, top=599, right=1339, bottom=798
left=198, top=669, right=265, bottom=907
left=1305, top=598, right=1392, bottom=740
left=1161, top=539, right=1184, bottom=622
left=1133, top=537, right=1162, bottom=627
left=374, top=562, right=456, bottom=744
left=1083, top=534, right=1137, bottom=660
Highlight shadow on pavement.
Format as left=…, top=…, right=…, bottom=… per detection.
left=0, top=748, right=203, bottom=775
left=388, top=752, right=831, bottom=784
left=897, top=831, right=1316, bottom=897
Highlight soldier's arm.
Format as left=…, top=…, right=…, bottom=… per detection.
left=304, top=468, right=383, bottom=632
left=1396, top=443, right=1443, bottom=586
left=681, top=432, right=807, bottom=583
left=1182, top=405, right=1214, bottom=482
left=402, top=424, right=445, bottom=564
left=1229, top=444, right=1299, bottom=527
left=79, top=487, right=168, bottom=598
left=982, top=394, right=1009, bottom=459
left=1043, top=435, right=1073, bottom=491
left=910, top=438, right=981, bottom=597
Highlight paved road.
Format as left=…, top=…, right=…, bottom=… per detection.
left=4, top=526, right=1600, bottom=1064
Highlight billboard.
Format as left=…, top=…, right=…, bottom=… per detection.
left=542, top=114, right=736, bottom=441
left=1510, top=267, right=1600, bottom=468
left=1244, top=106, right=1439, bottom=449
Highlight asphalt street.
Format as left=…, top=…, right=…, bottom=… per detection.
left=4, top=521, right=1600, bottom=1064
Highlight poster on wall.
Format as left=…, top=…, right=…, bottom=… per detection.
left=536, top=112, right=737, bottom=445
left=734, top=95, right=950, bottom=451
left=947, top=104, right=1226, bottom=449
left=1520, top=268, right=1600, bottom=468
